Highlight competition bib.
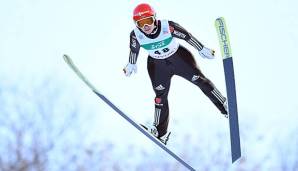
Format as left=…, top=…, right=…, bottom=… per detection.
left=134, top=20, right=179, bottom=59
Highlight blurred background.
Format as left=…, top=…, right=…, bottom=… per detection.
left=0, top=0, right=297, bottom=170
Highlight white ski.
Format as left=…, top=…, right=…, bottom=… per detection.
left=63, top=54, right=196, bottom=171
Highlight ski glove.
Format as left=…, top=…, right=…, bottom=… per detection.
left=123, top=63, right=137, bottom=77
left=199, top=47, right=215, bottom=59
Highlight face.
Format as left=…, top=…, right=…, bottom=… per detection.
left=136, top=16, right=155, bottom=34
left=141, top=23, right=155, bottom=34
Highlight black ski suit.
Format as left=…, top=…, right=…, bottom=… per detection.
left=128, top=20, right=227, bottom=137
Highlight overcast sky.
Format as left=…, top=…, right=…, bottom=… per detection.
left=1, top=0, right=297, bottom=169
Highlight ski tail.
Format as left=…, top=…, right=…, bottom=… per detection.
left=63, top=54, right=196, bottom=171
left=215, top=17, right=241, bottom=163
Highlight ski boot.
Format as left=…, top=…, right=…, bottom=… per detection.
left=140, top=124, right=171, bottom=145
left=222, top=99, right=229, bottom=118
left=159, top=131, right=171, bottom=145
left=216, top=97, right=229, bottom=118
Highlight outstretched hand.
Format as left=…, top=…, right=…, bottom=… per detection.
left=199, top=47, right=215, bottom=59
left=123, top=63, right=137, bottom=77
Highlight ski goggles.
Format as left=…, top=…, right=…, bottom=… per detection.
left=135, top=16, right=155, bottom=28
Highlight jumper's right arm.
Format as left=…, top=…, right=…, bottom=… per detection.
left=124, top=31, right=140, bottom=77
left=129, top=31, right=140, bottom=64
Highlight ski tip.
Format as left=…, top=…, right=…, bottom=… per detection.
left=215, top=17, right=225, bottom=22
left=215, top=17, right=227, bottom=27
left=63, top=54, right=69, bottom=60
left=63, top=54, right=73, bottom=65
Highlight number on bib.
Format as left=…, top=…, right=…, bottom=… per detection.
left=154, top=48, right=170, bottom=55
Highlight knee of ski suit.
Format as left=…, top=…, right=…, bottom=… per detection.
left=192, top=74, right=214, bottom=92
left=154, top=97, right=167, bottom=107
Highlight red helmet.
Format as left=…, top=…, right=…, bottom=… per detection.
left=133, top=3, right=156, bottom=21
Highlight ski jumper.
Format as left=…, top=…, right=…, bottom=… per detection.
left=128, top=20, right=227, bottom=137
